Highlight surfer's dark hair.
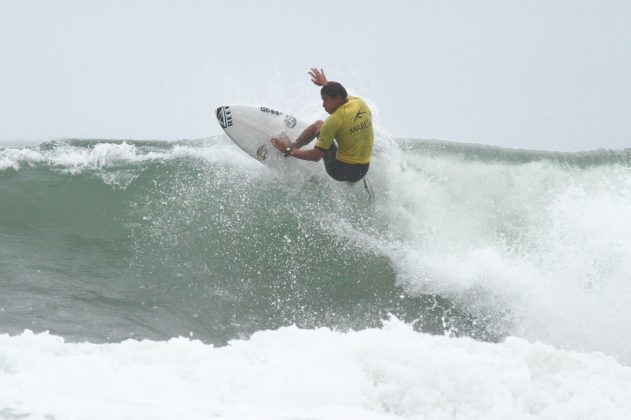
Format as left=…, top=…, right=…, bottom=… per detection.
left=321, top=82, right=347, bottom=100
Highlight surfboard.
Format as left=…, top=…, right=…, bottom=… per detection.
left=215, top=105, right=309, bottom=165
left=215, top=104, right=375, bottom=201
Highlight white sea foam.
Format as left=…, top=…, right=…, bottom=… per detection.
left=0, top=138, right=263, bottom=174
left=1, top=318, right=629, bottom=420
left=340, top=135, right=631, bottom=363
left=0, top=147, right=46, bottom=171
left=3, top=135, right=631, bottom=367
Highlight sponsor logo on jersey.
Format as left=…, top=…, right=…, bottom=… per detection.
left=353, top=110, right=367, bottom=122
left=350, top=119, right=372, bottom=134
left=350, top=109, right=371, bottom=134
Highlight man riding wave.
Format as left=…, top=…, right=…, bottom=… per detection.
left=271, top=68, right=374, bottom=183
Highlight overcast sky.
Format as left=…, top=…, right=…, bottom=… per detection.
left=1, top=0, right=630, bottom=150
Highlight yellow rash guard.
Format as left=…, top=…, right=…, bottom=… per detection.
left=314, top=96, right=374, bottom=164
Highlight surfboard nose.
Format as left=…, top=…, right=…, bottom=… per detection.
left=215, top=106, right=232, bottom=129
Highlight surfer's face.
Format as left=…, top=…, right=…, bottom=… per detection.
left=322, top=94, right=345, bottom=114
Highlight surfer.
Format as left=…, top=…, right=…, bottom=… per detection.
left=271, top=68, right=374, bottom=183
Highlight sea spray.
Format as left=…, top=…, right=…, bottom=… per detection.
left=1, top=136, right=631, bottom=362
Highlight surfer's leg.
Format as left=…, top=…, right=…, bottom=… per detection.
left=323, top=148, right=344, bottom=181
left=324, top=146, right=369, bottom=182
left=344, top=163, right=369, bottom=183
left=323, top=143, right=340, bottom=178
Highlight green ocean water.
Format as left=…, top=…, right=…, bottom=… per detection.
left=0, top=139, right=469, bottom=344
left=2, top=138, right=631, bottom=359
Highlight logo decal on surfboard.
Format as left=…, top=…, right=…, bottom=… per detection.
left=216, top=106, right=233, bottom=129
left=260, top=106, right=281, bottom=116
left=255, top=144, right=268, bottom=161
left=284, top=114, right=297, bottom=128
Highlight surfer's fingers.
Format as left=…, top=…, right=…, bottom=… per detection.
left=310, top=68, right=324, bottom=78
left=319, top=69, right=327, bottom=84
left=309, top=68, right=327, bottom=86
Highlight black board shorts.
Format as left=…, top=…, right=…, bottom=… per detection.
left=322, top=145, right=369, bottom=183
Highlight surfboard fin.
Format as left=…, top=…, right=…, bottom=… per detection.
left=362, top=177, right=375, bottom=203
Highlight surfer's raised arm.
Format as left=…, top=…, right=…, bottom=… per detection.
left=309, top=68, right=328, bottom=86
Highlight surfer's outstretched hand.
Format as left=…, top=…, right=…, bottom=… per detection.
left=309, top=68, right=328, bottom=86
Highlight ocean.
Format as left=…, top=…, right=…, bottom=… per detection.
left=1, top=135, right=630, bottom=419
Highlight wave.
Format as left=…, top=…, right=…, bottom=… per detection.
left=1, top=137, right=631, bottom=364
left=2, top=137, right=631, bottom=173
left=399, top=138, right=631, bottom=167
left=1, top=319, right=630, bottom=420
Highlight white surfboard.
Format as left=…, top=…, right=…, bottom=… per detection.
left=215, top=104, right=375, bottom=201
left=215, top=104, right=309, bottom=166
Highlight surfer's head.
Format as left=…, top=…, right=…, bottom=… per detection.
left=321, top=82, right=348, bottom=114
